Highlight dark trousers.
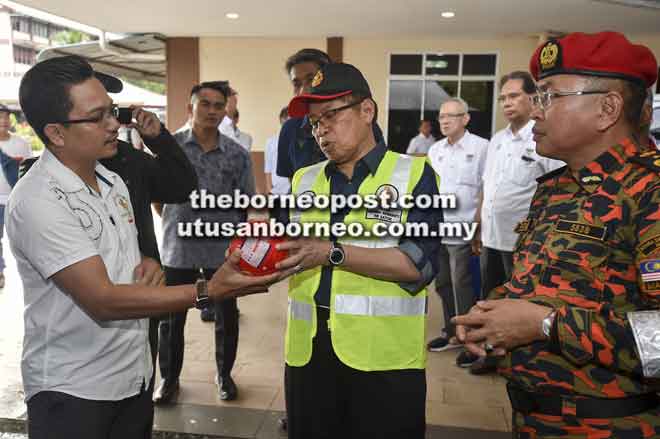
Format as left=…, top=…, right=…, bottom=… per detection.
left=158, top=267, right=239, bottom=381
left=480, top=247, right=514, bottom=300
left=27, top=387, right=152, bottom=439
left=285, top=308, right=426, bottom=439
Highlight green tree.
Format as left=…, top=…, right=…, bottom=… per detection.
left=51, top=30, right=90, bottom=46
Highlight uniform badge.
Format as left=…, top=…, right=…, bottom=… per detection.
left=555, top=220, right=606, bottom=241
left=638, top=235, right=660, bottom=257
left=311, top=70, right=324, bottom=88
left=114, top=194, right=134, bottom=223
left=640, top=259, right=660, bottom=291
left=539, top=40, right=560, bottom=71
left=580, top=175, right=603, bottom=184
left=366, top=184, right=402, bottom=223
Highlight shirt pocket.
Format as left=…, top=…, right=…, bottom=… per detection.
left=540, top=232, right=609, bottom=304
left=511, top=155, right=538, bottom=186
left=458, top=154, right=480, bottom=187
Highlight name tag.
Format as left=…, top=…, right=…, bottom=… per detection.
left=555, top=220, right=606, bottom=241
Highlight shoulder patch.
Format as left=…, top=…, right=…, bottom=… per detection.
left=536, top=165, right=567, bottom=184
left=629, top=153, right=660, bottom=174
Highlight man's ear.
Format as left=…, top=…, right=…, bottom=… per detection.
left=43, top=123, right=65, bottom=148
left=596, top=91, right=624, bottom=132
left=462, top=112, right=471, bottom=127
left=360, top=99, right=376, bottom=124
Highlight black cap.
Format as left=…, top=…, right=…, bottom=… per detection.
left=288, top=63, right=371, bottom=117
left=0, top=103, right=10, bottom=113
left=96, top=71, right=123, bottom=93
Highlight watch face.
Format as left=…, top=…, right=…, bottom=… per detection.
left=330, top=247, right=345, bottom=265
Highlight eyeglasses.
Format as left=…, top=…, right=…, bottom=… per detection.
left=438, top=112, right=466, bottom=121
left=53, top=104, right=120, bottom=125
left=309, top=99, right=365, bottom=132
left=531, top=90, right=609, bottom=111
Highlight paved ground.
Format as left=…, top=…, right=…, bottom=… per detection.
left=0, top=213, right=512, bottom=437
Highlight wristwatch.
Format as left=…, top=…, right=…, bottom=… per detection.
left=194, top=268, right=210, bottom=310
left=541, top=310, right=557, bottom=339
left=328, top=242, right=345, bottom=266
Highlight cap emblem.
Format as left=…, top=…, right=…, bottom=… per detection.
left=311, top=70, right=323, bottom=88
left=540, top=41, right=560, bottom=71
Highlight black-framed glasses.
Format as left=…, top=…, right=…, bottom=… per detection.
left=309, top=98, right=365, bottom=132
left=53, top=104, right=120, bottom=125
left=438, top=112, right=466, bottom=121
left=531, top=90, right=609, bottom=111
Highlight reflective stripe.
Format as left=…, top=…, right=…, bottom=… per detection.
left=334, top=294, right=426, bottom=317
left=289, top=299, right=313, bottom=322
left=389, top=154, right=414, bottom=199
left=294, top=162, right=325, bottom=195
left=341, top=236, right=399, bottom=249
left=290, top=162, right=326, bottom=223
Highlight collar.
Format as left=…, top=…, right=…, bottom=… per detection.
left=40, top=148, right=117, bottom=195
left=325, top=141, right=387, bottom=178
left=574, top=138, right=640, bottom=193
left=181, top=127, right=226, bottom=153
left=505, top=119, right=535, bottom=142
left=442, top=130, right=470, bottom=148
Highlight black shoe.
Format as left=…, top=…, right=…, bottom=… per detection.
left=278, top=417, right=287, bottom=432
left=469, top=355, right=498, bottom=375
left=456, top=350, right=479, bottom=368
left=217, top=375, right=238, bottom=401
left=200, top=307, right=215, bottom=322
left=427, top=336, right=461, bottom=352
left=153, top=379, right=179, bottom=405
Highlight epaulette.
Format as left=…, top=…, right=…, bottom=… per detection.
left=536, top=165, right=568, bottom=184
left=628, top=151, right=660, bottom=173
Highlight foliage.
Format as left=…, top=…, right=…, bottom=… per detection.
left=51, top=30, right=90, bottom=46
left=10, top=114, right=43, bottom=152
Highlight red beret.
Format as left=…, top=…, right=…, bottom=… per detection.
left=529, top=31, right=657, bottom=88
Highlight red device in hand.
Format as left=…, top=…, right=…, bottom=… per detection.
left=229, top=235, right=288, bottom=276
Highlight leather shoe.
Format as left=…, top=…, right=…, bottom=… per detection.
left=153, top=379, right=179, bottom=404
left=217, top=375, right=238, bottom=401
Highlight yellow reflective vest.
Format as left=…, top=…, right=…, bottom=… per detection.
left=286, top=150, right=428, bottom=371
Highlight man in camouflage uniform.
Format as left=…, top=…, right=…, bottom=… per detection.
left=454, top=31, right=660, bottom=438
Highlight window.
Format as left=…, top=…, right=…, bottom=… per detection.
left=387, top=53, right=497, bottom=152
left=32, top=20, right=49, bottom=39
left=11, top=16, right=31, bottom=34
left=14, top=46, right=36, bottom=66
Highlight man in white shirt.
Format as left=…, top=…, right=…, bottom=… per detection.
left=9, top=55, right=285, bottom=439
left=218, top=88, right=253, bottom=150
left=426, top=98, right=488, bottom=368
left=0, top=103, right=32, bottom=288
left=264, top=107, right=290, bottom=194
left=406, top=119, right=435, bottom=155
left=470, top=71, right=563, bottom=374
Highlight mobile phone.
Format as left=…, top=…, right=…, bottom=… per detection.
left=118, top=107, right=133, bottom=125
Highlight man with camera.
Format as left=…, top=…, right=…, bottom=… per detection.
left=9, top=55, right=282, bottom=439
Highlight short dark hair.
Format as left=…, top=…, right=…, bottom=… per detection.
left=190, top=81, right=229, bottom=101
left=19, top=55, right=94, bottom=145
left=284, top=49, right=331, bottom=74
left=499, top=71, right=536, bottom=94
left=419, top=119, right=431, bottom=128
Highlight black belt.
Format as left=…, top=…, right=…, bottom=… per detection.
left=507, top=383, right=660, bottom=418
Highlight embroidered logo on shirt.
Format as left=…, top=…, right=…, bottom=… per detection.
left=581, top=175, right=603, bottom=184
left=555, top=220, right=606, bottom=241
left=366, top=184, right=402, bottom=223
left=114, top=194, right=134, bottom=224
left=638, top=235, right=660, bottom=256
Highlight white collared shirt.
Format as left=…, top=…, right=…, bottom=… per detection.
left=480, top=120, right=564, bottom=251
left=264, top=133, right=290, bottom=194
left=6, top=148, right=151, bottom=402
left=406, top=133, right=436, bottom=155
left=427, top=130, right=488, bottom=245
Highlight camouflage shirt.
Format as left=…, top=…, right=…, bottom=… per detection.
left=491, top=139, right=660, bottom=399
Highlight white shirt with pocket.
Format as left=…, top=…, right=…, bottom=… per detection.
left=427, top=130, right=488, bottom=245
left=6, top=148, right=151, bottom=402
left=480, top=120, right=564, bottom=251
